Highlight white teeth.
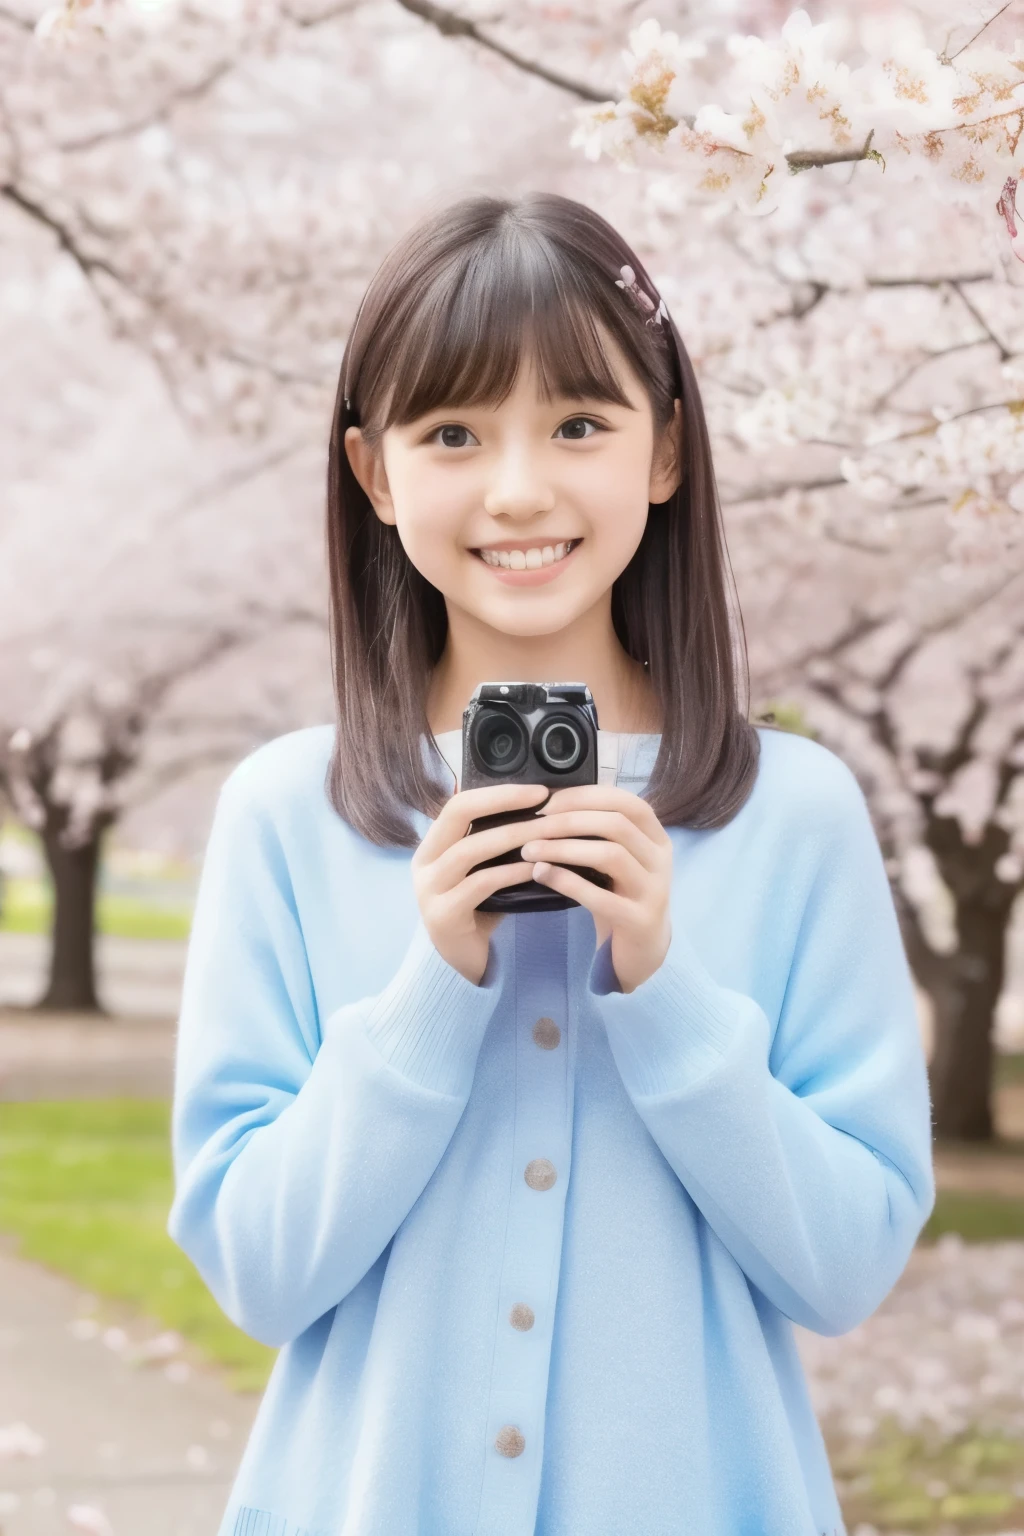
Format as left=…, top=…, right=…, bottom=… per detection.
left=478, top=541, right=576, bottom=569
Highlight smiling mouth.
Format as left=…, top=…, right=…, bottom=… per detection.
left=472, top=538, right=583, bottom=570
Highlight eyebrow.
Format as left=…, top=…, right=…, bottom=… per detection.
left=414, top=392, right=628, bottom=418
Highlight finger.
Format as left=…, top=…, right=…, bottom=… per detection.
left=520, top=835, right=645, bottom=900
left=416, top=783, right=548, bottom=864
left=526, top=809, right=662, bottom=874
left=540, top=786, right=669, bottom=848
left=443, top=857, right=539, bottom=914
left=531, top=860, right=623, bottom=927
left=429, top=813, right=553, bottom=895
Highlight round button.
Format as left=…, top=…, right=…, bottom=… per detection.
left=532, top=1016, right=561, bottom=1050
left=495, top=1425, right=526, bottom=1458
left=509, top=1302, right=535, bottom=1331
left=524, top=1158, right=557, bottom=1191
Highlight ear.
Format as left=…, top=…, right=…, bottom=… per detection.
left=344, top=425, right=397, bottom=526
left=649, top=397, right=684, bottom=505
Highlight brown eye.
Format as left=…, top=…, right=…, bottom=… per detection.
left=556, top=417, right=600, bottom=441
left=428, top=424, right=476, bottom=448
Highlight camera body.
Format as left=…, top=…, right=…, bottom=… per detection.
left=461, top=681, right=611, bottom=914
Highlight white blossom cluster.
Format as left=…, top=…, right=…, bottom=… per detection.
left=5, top=0, right=1024, bottom=910
left=840, top=400, right=1024, bottom=568
left=572, top=10, right=1024, bottom=252
left=5, top=663, right=138, bottom=848
left=786, top=612, right=1024, bottom=897
left=615, top=132, right=1024, bottom=567
left=34, top=0, right=277, bottom=50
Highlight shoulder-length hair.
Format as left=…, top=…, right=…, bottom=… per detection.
left=325, top=190, right=760, bottom=847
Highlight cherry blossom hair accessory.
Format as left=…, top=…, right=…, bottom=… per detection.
left=615, top=265, right=669, bottom=328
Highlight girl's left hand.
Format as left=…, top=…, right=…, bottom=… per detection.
left=519, top=785, right=673, bottom=995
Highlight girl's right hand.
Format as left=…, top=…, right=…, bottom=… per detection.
left=411, top=782, right=550, bottom=986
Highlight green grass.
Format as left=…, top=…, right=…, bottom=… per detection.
left=994, top=1050, right=1024, bottom=1088
left=921, top=1190, right=1024, bottom=1243
left=0, top=877, right=192, bottom=941
left=832, top=1423, right=1024, bottom=1533
left=0, top=1099, right=274, bottom=1394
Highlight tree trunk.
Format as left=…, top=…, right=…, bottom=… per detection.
left=37, top=821, right=106, bottom=1013
left=926, top=898, right=1007, bottom=1142
left=897, top=879, right=1013, bottom=1144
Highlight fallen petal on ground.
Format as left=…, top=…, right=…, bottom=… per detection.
left=66, top=1504, right=114, bottom=1534
left=0, top=1420, right=45, bottom=1457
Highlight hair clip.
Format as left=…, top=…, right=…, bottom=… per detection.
left=615, top=265, right=669, bottom=328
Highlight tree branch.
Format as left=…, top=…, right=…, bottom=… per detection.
left=758, top=566, right=1024, bottom=700
left=885, top=395, right=1024, bottom=443
left=785, top=134, right=878, bottom=172
left=942, top=1, right=1013, bottom=64
left=116, top=744, right=250, bottom=812
left=759, top=271, right=999, bottom=328
left=385, top=4, right=1020, bottom=207
left=220, top=344, right=333, bottom=389
left=720, top=474, right=847, bottom=506
left=2, top=182, right=208, bottom=428
left=55, top=0, right=367, bottom=154
left=0, top=180, right=327, bottom=429
left=286, top=0, right=363, bottom=24
left=56, top=58, right=237, bottom=154
left=948, top=278, right=1012, bottom=363
left=2, top=182, right=128, bottom=290
left=871, top=339, right=990, bottom=412
left=865, top=273, right=998, bottom=289
left=752, top=279, right=828, bottom=327
left=0, top=3, right=32, bottom=28
left=393, top=0, right=615, bottom=102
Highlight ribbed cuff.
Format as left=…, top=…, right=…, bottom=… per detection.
left=361, top=918, right=507, bottom=1098
left=587, top=928, right=746, bottom=1098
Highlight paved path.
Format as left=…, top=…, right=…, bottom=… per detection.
left=0, top=1237, right=259, bottom=1536
left=0, top=931, right=183, bottom=1100
left=0, top=1013, right=176, bottom=1102
left=0, top=934, right=186, bottom=1022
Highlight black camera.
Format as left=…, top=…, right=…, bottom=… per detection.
left=461, top=681, right=611, bottom=914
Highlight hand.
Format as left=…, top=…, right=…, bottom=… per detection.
left=519, top=784, right=673, bottom=994
left=411, top=781, right=549, bottom=986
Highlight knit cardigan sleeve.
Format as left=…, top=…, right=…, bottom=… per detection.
left=587, top=752, right=937, bottom=1338
left=167, top=765, right=506, bottom=1349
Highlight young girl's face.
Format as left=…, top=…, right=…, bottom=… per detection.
left=345, top=325, right=682, bottom=649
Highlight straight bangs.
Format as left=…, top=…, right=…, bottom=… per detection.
left=327, top=192, right=760, bottom=849
left=355, top=229, right=672, bottom=444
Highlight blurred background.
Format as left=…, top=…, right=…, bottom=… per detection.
left=3, top=0, right=1024, bottom=1531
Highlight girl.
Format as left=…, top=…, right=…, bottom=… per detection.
left=168, top=192, right=935, bottom=1536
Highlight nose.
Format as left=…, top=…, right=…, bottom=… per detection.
left=482, top=443, right=556, bottom=520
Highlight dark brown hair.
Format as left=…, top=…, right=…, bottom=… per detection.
left=325, top=191, right=759, bottom=847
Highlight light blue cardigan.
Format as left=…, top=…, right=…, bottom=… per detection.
left=167, top=723, right=935, bottom=1536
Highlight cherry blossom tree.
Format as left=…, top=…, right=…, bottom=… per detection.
left=745, top=547, right=1024, bottom=1142
left=0, top=367, right=331, bottom=1009
left=480, top=4, right=1024, bottom=1145
left=5, top=0, right=1024, bottom=1143
left=374, top=0, right=1024, bottom=1142
left=0, top=0, right=645, bottom=1009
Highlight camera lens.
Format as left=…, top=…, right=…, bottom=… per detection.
left=473, top=709, right=528, bottom=774
left=536, top=719, right=583, bottom=771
